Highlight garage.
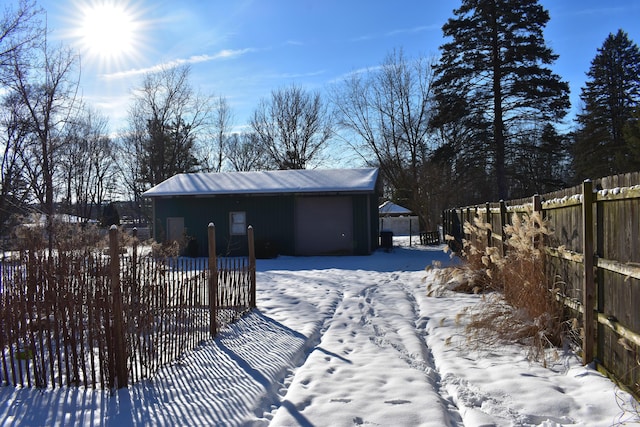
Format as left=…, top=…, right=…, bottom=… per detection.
left=143, top=168, right=380, bottom=257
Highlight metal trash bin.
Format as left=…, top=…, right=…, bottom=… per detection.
left=380, top=230, right=393, bottom=251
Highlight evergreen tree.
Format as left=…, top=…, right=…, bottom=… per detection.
left=101, top=202, right=120, bottom=227
left=140, top=117, right=200, bottom=186
left=573, top=30, right=640, bottom=179
left=510, top=123, right=569, bottom=195
left=430, top=91, right=494, bottom=206
left=432, top=0, right=570, bottom=200
left=624, top=107, right=640, bottom=164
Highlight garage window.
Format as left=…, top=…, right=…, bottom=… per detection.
left=230, top=211, right=246, bottom=235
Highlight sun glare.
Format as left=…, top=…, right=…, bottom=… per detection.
left=71, top=0, right=146, bottom=70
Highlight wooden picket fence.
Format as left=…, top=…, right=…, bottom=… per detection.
left=443, top=172, right=640, bottom=397
left=0, top=223, right=256, bottom=389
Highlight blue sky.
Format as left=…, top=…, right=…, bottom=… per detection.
left=25, top=0, right=640, bottom=133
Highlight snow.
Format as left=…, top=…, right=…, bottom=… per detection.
left=142, top=168, right=379, bottom=197
left=1, top=237, right=638, bottom=426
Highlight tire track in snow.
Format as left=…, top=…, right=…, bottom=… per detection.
left=356, top=273, right=464, bottom=426
left=261, top=283, right=345, bottom=423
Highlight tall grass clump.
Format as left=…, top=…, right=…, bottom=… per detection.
left=439, top=211, right=565, bottom=362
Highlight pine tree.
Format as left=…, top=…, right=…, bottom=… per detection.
left=624, top=107, right=640, bottom=164
left=101, top=202, right=120, bottom=227
left=140, top=117, right=201, bottom=186
left=432, top=0, right=570, bottom=200
left=573, top=30, right=640, bottom=179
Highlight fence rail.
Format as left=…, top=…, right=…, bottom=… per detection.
left=0, top=223, right=256, bottom=389
left=443, top=172, right=640, bottom=397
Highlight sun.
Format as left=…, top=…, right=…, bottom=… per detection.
left=70, top=0, right=146, bottom=69
left=80, top=3, right=135, bottom=57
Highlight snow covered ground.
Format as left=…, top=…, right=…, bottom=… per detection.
left=1, top=237, right=638, bottom=426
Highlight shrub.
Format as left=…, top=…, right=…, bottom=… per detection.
left=12, top=216, right=104, bottom=254
left=183, top=237, right=199, bottom=257
left=255, top=239, right=278, bottom=259
left=100, top=202, right=121, bottom=227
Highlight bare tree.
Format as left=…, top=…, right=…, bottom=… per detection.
left=250, top=84, right=333, bottom=169
left=0, top=91, right=33, bottom=239
left=0, top=0, right=43, bottom=83
left=7, top=40, right=80, bottom=250
left=0, top=0, right=43, bottom=240
left=113, top=128, right=147, bottom=222
left=206, top=96, right=233, bottom=172
left=332, top=50, right=440, bottom=229
left=225, top=132, right=273, bottom=171
left=122, top=65, right=214, bottom=194
left=59, top=106, right=116, bottom=221
left=115, top=65, right=218, bottom=225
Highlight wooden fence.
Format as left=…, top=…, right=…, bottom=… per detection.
left=443, top=172, right=640, bottom=397
left=0, top=223, right=256, bottom=389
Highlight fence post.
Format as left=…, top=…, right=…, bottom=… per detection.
left=532, top=194, right=542, bottom=248
left=132, top=228, right=138, bottom=295
left=582, top=180, right=595, bottom=364
left=473, top=206, right=479, bottom=244
left=485, top=202, right=492, bottom=248
left=532, top=194, right=542, bottom=213
left=248, top=226, right=256, bottom=309
left=208, top=223, right=218, bottom=337
left=109, top=226, right=128, bottom=389
left=463, top=206, right=473, bottom=242
left=499, top=200, right=508, bottom=256
left=595, top=187, right=605, bottom=364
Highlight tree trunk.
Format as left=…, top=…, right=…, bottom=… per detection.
left=490, top=4, right=507, bottom=200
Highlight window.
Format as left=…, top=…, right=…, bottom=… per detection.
left=230, top=211, right=246, bottom=235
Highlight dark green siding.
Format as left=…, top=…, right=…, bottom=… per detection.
left=352, top=194, right=378, bottom=255
left=153, top=195, right=295, bottom=257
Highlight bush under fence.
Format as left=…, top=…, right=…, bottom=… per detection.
left=443, top=172, right=640, bottom=398
left=0, top=223, right=256, bottom=389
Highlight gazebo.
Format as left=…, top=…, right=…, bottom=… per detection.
left=378, top=201, right=420, bottom=246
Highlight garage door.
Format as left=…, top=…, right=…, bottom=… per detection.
left=295, top=197, right=353, bottom=255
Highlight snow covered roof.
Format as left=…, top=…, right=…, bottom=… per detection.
left=378, top=201, right=412, bottom=215
left=143, top=168, right=379, bottom=197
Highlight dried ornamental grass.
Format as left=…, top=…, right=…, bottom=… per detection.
left=435, top=211, right=566, bottom=363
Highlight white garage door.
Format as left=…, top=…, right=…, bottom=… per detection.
left=295, top=197, right=353, bottom=255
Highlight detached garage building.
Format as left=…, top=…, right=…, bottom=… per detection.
left=142, top=168, right=381, bottom=257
